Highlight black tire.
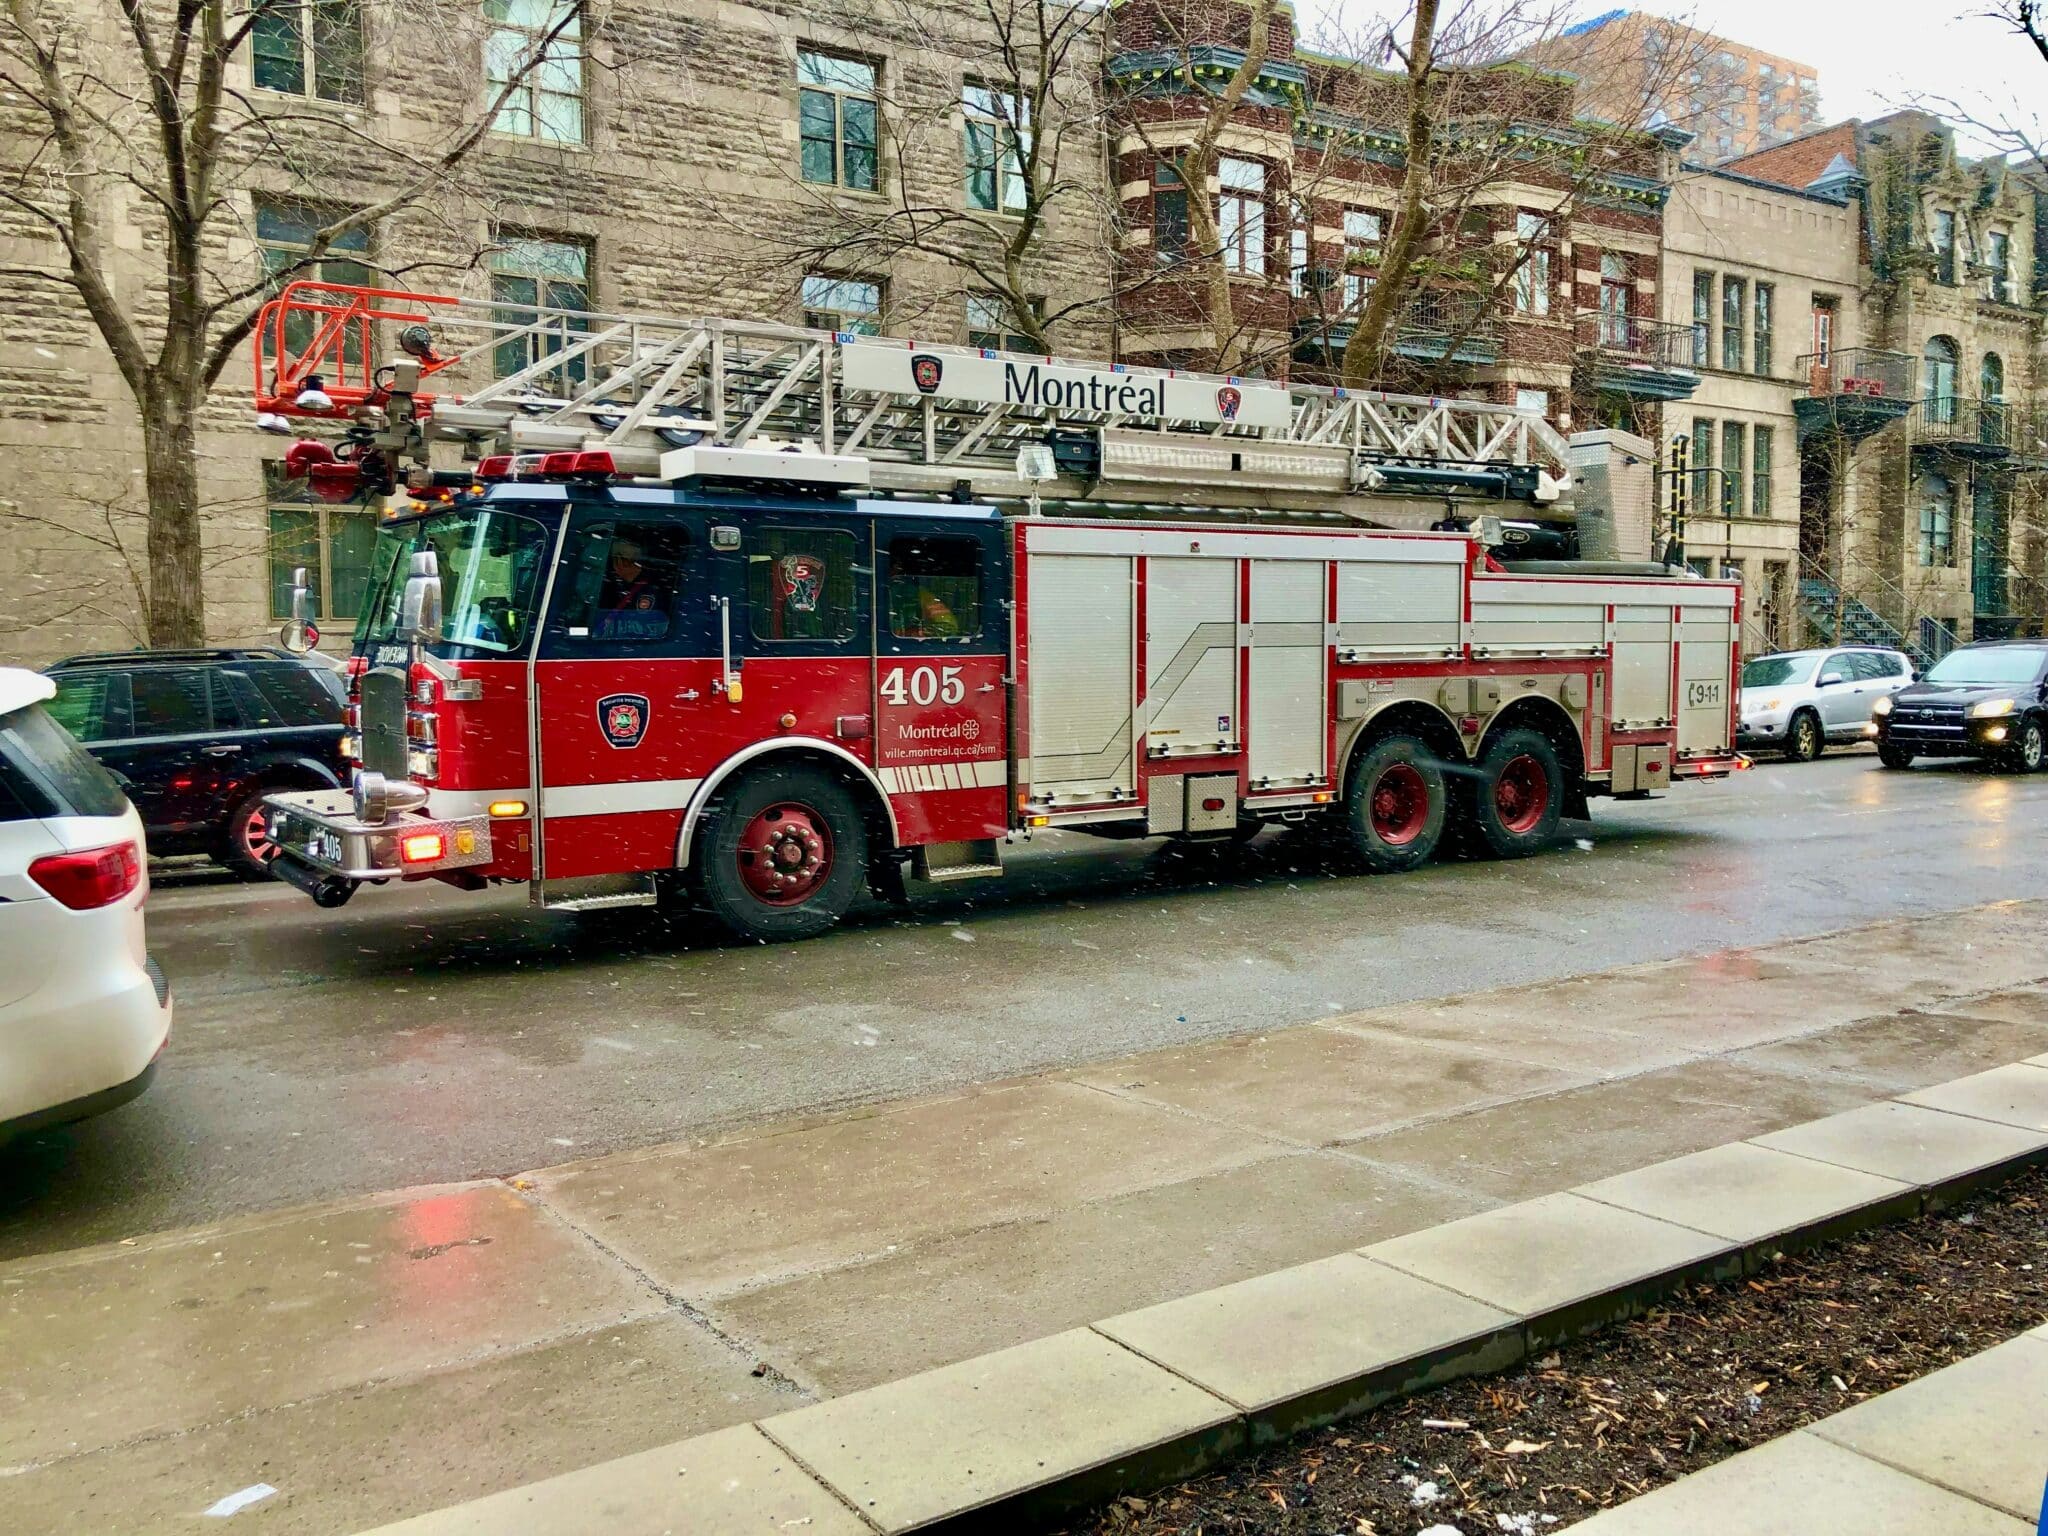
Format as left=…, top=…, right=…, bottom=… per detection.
left=694, top=764, right=868, bottom=942
left=1468, top=728, right=1565, bottom=859
left=221, top=785, right=282, bottom=879
left=2006, top=716, right=2045, bottom=774
left=1344, top=734, right=1447, bottom=873
left=1877, top=742, right=1916, bottom=770
left=1785, top=709, right=1824, bottom=763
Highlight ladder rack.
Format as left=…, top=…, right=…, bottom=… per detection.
left=254, top=281, right=1575, bottom=516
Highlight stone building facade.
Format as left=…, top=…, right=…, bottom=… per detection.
left=1729, top=113, right=2048, bottom=655
left=1104, top=0, right=1687, bottom=450
left=0, top=0, right=1115, bottom=666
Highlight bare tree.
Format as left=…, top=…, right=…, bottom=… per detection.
left=0, top=0, right=584, bottom=647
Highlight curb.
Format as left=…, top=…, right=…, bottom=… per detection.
left=361, top=1056, right=2048, bottom=1535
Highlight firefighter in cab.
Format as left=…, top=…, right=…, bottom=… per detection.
left=596, top=535, right=670, bottom=641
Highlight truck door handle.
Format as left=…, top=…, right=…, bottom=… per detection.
left=203, top=744, right=243, bottom=756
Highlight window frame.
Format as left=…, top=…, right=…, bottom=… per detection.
left=802, top=273, right=882, bottom=335
left=1720, top=419, right=1746, bottom=518
left=798, top=48, right=879, bottom=193
left=1342, top=207, right=1383, bottom=309
left=1986, top=229, right=2012, bottom=302
left=1751, top=423, right=1774, bottom=518
left=1752, top=282, right=1773, bottom=375
left=1692, top=269, right=1713, bottom=366
left=1218, top=157, right=1268, bottom=278
left=489, top=233, right=592, bottom=390
left=966, top=293, right=1034, bottom=352
left=1152, top=158, right=1190, bottom=267
left=485, top=0, right=585, bottom=146
left=881, top=532, right=986, bottom=651
left=1514, top=212, right=1554, bottom=317
left=1932, top=209, right=1957, bottom=285
left=250, top=0, right=366, bottom=104
left=265, top=464, right=379, bottom=624
left=963, top=81, right=1029, bottom=214
left=1918, top=470, right=1955, bottom=567
left=744, top=525, right=866, bottom=652
left=1720, top=275, right=1747, bottom=370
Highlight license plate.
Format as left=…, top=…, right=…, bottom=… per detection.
left=304, top=827, right=343, bottom=865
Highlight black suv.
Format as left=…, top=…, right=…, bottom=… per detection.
left=43, top=648, right=348, bottom=875
left=1872, top=640, right=2048, bottom=772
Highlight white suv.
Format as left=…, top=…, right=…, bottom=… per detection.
left=0, top=668, right=171, bottom=1140
left=1738, top=647, right=1915, bottom=762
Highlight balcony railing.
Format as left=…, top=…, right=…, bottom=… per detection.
left=1574, top=311, right=1696, bottom=370
left=1798, top=348, right=1915, bottom=402
left=1913, top=396, right=2018, bottom=454
left=1292, top=278, right=1500, bottom=366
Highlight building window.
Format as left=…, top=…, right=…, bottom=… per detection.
left=257, top=198, right=373, bottom=363
left=1343, top=208, right=1383, bottom=308
left=1918, top=471, right=1954, bottom=566
left=1720, top=275, right=1746, bottom=370
left=1751, top=423, right=1773, bottom=517
left=1720, top=420, right=1745, bottom=517
left=964, top=82, right=1028, bottom=213
left=1752, top=282, right=1773, bottom=375
left=1932, top=208, right=1956, bottom=285
left=1515, top=388, right=1550, bottom=418
left=1515, top=213, right=1552, bottom=315
left=802, top=273, right=880, bottom=334
left=1986, top=229, right=2012, bottom=302
left=1219, top=158, right=1266, bottom=277
left=266, top=465, right=378, bottom=622
left=490, top=236, right=589, bottom=390
left=251, top=0, right=364, bottom=102
left=1153, top=159, right=1189, bottom=266
left=1690, top=417, right=1712, bottom=512
left=1923, top=334, right=1959, bottom=422
left=1598, top=252, right=1635, bottom=346
left=966, top=294, right=1033, bottom=352
left=486, top=0, right=583, bottom=144
left=798, top=50, right=878, bottom=192
left=1692, top=270, right=1713, bottom=366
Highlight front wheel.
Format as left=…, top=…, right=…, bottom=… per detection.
left=1877, top=743, right=1916, bottom=770
left=1344, top=735, right=1447, bottom=873
left=2006, top=717, right=2046, bottom=774
left=695, top=765, right=868, bottom=942
left=1785, top=710, right=1824, bottom=762
left=1468, top=728, right=1565, bottom=859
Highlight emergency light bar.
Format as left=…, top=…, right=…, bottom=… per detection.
left=658, top=445, right=873, bottom=488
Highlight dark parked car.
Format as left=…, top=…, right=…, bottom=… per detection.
left=1870, top=640, right=2048, bottom=773
left=42, top=649, right=348, bottom=876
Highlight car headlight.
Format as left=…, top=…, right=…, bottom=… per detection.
left=1870, top=695, right=1893, bottom=717
left=1969, top=697, right=2016, bottom=719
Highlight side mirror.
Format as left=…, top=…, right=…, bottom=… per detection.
left=280, top=565, right=318, bottom=654
left=1818, top=671, right=1846, bottom=687
left=399, top=550, right=443, bottom=644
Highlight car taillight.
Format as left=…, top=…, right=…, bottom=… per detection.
left=29, top=842, right=142, bottom=910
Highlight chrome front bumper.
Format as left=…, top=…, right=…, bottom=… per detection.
left=264, top=788, right=492, bottom=880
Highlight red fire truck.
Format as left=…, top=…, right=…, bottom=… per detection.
left=256, top=281, right=1743, bottom=942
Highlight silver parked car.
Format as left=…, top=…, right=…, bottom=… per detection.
left=1738, top=647, right=1914, bottom=761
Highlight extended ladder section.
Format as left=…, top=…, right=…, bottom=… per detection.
left=254, top=281, right=1575, bottom=517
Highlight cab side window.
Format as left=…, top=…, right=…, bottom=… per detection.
left=128, top=668, right=213, bottom=737
left=46, top=671, right=128, bottom=743
left=887, top=535, right=981, bottom=643
left=747, top=527, right=859, bottom=643
left=1850, top=652, right=1895, bottom=682
left=551, top=520, right=693, bottom=648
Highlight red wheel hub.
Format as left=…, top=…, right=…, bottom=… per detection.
left=736, top=802, right=833, bottom=906
left=1369, top=763, right=1429, bottom=846
left=1493, top=754, right=1550, bottom=835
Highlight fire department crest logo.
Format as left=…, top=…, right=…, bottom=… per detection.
left=1215, top=385, right=1243, bottom=422
left=910, top=353, right=944, bottom=394
left=778, top=553, right=826, bottom=614
left=597, top=693, right=650, bottom=750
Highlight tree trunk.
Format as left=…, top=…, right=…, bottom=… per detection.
left=142, top=393, right=206, bottom=647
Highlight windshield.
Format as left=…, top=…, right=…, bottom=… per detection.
left=0, top=701, right=128, bottom=819
left=1923, top=647, right=2045, bottom=686
left=1742, top=655, right=1816, bottom=688
left=353, top=507, right=554, bottom=661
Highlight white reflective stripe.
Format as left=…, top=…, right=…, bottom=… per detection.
left=877, top=760, right=1006, bottom=794
left=428, top=787, right=533, bottom=819
left=544, top=778, right=703, bottom=818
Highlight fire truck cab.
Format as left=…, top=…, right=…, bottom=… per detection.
left=253, top=281, right=1743, bottom=942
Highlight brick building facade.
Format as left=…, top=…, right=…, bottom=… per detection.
left=0, top=0, right=1115, bottom=665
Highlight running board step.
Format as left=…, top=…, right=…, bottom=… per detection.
left=913, top=839, right=1004, bottom=883
left=534, top=873, right=658, bottom=911
left=547, top=891, right=659, bottom=913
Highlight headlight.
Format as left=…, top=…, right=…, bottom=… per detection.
left=1969, top=697, right=2016, bottom=719
left=1870, top=695, right=1894, bottom=717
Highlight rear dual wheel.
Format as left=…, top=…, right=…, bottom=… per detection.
left=1467, top=729, right=1564, bottom=859
left=1345, top=736, right=1447, bottom=873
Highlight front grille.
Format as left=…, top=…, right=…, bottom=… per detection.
left=357, top=667, right=409, bottom=778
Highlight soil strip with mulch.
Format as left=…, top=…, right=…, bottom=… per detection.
left=1061, top=1168, right=2047, bottom=1536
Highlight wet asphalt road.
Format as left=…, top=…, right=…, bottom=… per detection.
left=5, top=750, right=2046, bottom=1260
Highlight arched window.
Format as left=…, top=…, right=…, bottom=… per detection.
left=1981, top=352, right=2005, bottom=400
left=1918, top=471, right=1954, bottom=567
left=1923, top=336, right=1959, bottom=424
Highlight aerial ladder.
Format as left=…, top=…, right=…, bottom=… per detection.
left=255, top=280, right=1575, bottom=527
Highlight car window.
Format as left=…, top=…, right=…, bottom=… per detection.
left=1816, top=654, right=1850, bottom=683
left=747, top=527, right=859, bottom=644
left=222, top=665, right=343, bottom=729
left=1923, top=647, right=2046, bottom=685
left=45, top=671, right=128, bottom=742
left=128, top=667, right=214, bottom=736
left=887, top=535, right=983, bottom=643
left=1848, top=653, right=1893, bottom=682
left=550, top=519, right=695, bottom=648
left=0, top=702, right=128, bottom=818
left=1741, top=655, right=1815, bottom=688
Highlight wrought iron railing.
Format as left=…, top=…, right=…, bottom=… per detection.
left=1912, top=396, right=2018, bottom=449
left=1574, top=311, right=1696, bottom=370
left=1796, top=348, right=1915, bottom=401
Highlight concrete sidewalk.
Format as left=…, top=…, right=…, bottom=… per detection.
left=5, top=901, right=2047, bottom=1532
left=1567, top=1325, right=2048, bottom=1534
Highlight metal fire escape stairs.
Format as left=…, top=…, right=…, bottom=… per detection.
left=255, top=281, right=1575, bottom=522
